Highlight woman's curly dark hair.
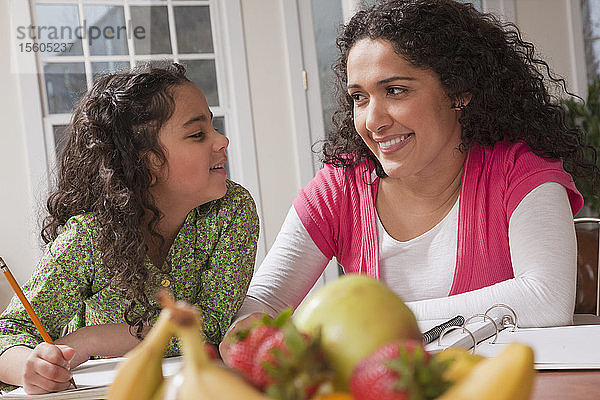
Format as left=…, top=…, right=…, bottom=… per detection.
left=41, top=63, right=190, bottom=337
left=325, top=0, right=599, bottom=183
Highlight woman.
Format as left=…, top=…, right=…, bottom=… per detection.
left=0, top=63, right=259, bottom=393
left=221, top=0, right=600, bottom=353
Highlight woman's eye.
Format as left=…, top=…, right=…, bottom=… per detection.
left=387, top=87, right=406, bottom=96
left=350, top=93, right=365, bottom=103
left=189, top=131, right=205, bottom=139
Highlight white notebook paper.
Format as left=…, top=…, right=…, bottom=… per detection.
left=0, top=356, right=183, bottom=399
left=420, top=317, right=600, bottom=370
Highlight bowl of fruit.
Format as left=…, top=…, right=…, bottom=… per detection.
left=107, top=276, right=535, bottom=400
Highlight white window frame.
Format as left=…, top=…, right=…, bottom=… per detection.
left=10, top=0, right=266, bottom=262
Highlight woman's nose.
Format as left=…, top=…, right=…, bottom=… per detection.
left=364, top=99, right=393, bottom=133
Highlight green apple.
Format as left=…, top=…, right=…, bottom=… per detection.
left=293, top=274, right=422, bottom=389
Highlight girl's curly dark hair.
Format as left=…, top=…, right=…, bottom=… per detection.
left=41, top=63, right=190, bottom=337
left=325, top=0, right=599, bottom=183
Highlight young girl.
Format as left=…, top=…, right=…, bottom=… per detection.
left=0, top=63, right=259, bottom=394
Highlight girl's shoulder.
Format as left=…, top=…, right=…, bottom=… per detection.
left=193, top=180, right=257, bottom=219
left=222, top=179, right=256, bottom=205
left=44, top=213, right=98, bottom=263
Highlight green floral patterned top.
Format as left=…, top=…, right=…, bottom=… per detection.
left=0, top=180, right=259, bottom=358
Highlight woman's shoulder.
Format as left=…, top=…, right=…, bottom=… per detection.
left=317, top=157, right=374, bottom=185
left=470, top=140, right=556, bottom=171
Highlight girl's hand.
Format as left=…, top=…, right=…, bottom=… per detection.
left=22, top=343, right=75, bottom=394
left=219, top=312, right=265, bottom=357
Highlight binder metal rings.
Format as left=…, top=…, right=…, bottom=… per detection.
left=464, top=313, right=499, bottom=344
left=438, top=325, right=477, bottom=354
left=485, top=303, right=518, bottom=331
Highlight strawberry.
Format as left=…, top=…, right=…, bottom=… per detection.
left=349, top=339, right=449, bottom=400
left=222, top=319, right=280, bottom=382
left=203, top=343, right=221, bottom=361
left=223, top=309, right=333, bottom=400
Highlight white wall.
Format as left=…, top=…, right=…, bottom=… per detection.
left=0, top=0, right=43, bottom=309
left=240, top=0, right=303, bottom=247
left=513, top=0, right=587, bottom=97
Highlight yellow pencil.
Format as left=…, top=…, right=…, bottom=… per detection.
left=0, top=256, right=77, bottom=389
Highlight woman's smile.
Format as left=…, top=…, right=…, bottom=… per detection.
left=375, top=133, right=414, bottom=154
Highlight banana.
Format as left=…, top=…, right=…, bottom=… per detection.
left=173, top=304, right=271, bottom=400
left=436, top=343, right=535, bottom=400
left=107, top=309, right=177, bottom=400
left=434, top=347, right=485, bottom=384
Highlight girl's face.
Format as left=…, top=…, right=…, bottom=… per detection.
left=150, top=82, right=229, bottom=212
left=346, top=38, right=465, bottom=180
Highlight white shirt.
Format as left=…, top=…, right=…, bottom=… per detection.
left=236, top=182, right=576, bottom=327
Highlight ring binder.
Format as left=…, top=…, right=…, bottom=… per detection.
left=485, top=303, right=518, bottom=330
left=426, top=304, right=520, bottom=353
left=438, top=325, right=477, bottom=353
left=464, top=313, right=499, bottom=344
left=422, top=315, right=465, bottom=344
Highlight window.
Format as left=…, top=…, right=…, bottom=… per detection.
left=13, top=0, right=265, bottom=260
left=582, top=0, right=600, bottom=83
left=31, top=0, right=226, bottom=170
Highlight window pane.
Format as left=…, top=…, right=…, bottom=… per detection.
left=182, top=60, right=219, bottom=106
left=213, top=116, right=225, bottom=135
left=139, top=59, right=175, bottom=69
left=174, top=6, right=214, bottom=53
left=34, top=4, right=83, bottom=56
left=83, top=6, right=128, bottom=56
left=130, top=6, right=172, bottom=55
left=456, top=0, right=482, bottom=10
left=44, top=63, right=87, bottom=114
left=53, top=125, right=69, bottom=158
left=91, top=62, right=131, bottom=82
left=311, top=0, right=343, bottom=137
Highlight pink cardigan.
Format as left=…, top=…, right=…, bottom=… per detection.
left=293, top=141, right=583, bottom=295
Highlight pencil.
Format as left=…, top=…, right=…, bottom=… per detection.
left=0, top=256, right=77, bottom=389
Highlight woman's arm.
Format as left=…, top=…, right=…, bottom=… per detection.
left=239, top=206, right=330, bottom=317
left=406, top=182, right=576, bottom=327
left=220, top=207, right=329, bottom=353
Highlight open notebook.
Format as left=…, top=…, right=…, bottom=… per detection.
left=419, top=311, right=600, bottom=370
left=0, top=356, right=183, bottom=399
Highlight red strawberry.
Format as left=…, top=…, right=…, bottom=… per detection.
left=350, top=339, right=449, bottom=400
left=203, top=343, right=221, bottom=361
left=222, top=323, right=279, bottom=382
left=223, top=309, right=333, bottom=400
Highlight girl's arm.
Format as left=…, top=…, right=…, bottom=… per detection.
left=197, top=183, right=260, bottom=344
left=0, top=217, right=101, bottom=391
left=55, top=323, right=148, bottom=365
left=407, top=182, right=576, bottom=327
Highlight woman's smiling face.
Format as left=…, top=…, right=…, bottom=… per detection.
left=346, top=38, right=465, bottom=180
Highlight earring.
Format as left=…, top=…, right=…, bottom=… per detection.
left=451, top=99, right=466, bottom=111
